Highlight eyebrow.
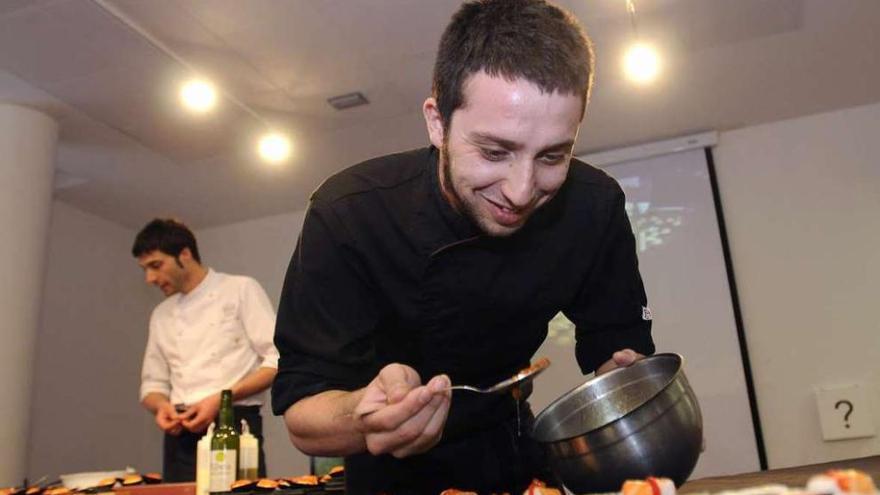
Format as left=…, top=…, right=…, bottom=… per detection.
left=469, top=132, right=575, bottom=154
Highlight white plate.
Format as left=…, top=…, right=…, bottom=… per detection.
left=59, top=470, right=128, bottom=490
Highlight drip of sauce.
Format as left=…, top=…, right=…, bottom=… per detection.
left=509, top=358, right=549, bottom=437
left=512, top=384, right=523, bottom=436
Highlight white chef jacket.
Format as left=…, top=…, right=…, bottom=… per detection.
left=139, top=269, right=279, bottom=407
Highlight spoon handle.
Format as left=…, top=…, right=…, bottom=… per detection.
left=445, top=385, right=486, bottom=393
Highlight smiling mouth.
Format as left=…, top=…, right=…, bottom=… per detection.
left=482, top=195, right=525, bottom=226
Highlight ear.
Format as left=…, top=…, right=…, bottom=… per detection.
left=422, top=97, right=445, bottom=149
left=178, top=247, right=193, bottom=264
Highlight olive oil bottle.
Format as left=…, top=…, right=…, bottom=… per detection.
left=209, top=390, right=239, bottom=493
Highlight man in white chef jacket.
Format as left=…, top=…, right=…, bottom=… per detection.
left=133, top=218, right=279, bottom=481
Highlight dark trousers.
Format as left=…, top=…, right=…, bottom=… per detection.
left=163, top=405, right=267, bottom=482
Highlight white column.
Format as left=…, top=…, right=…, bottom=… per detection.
left=0, top=104, right=58, bottom=485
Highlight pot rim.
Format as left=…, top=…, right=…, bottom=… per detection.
left=531, top=352, right=686, bottom=443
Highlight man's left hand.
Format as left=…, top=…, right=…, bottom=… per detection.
left=180, top=393, right=222, bottom=433
left=595, top=349, right=645, bottom=376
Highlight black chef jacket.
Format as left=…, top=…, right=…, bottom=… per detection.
left=272, top=147, right=654, bottom=494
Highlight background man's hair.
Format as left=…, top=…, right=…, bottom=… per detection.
left=131, top=218, right=201, bottom=263
left=432, top=0, right=595, bottom=130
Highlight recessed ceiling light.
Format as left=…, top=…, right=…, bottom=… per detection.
left=258, top=132, right=291, bottom=164
left=623, top=42, right=661, bottom=84
left=180, top=79, right=217, bottom=113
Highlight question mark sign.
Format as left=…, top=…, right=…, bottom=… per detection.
left=835, top=400, right=853, bottom=428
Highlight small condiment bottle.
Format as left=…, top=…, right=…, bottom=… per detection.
left=237, top=419, right=259, bottom=480
left=196, top=422, right=215, bottom=495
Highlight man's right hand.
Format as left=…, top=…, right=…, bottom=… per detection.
left=155, top=401, right=182, bottom=436
left=353, top=363, right=451, bottom=458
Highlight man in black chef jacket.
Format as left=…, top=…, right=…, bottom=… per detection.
left=272, top=1, right=655, bottom=493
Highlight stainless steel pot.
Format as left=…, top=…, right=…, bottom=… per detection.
left=531, top=353, right=703, bottom=493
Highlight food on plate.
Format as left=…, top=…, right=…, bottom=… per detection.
left=807, top=469, right=877, bottom=495
left=523, top=479, right=561, bottom=495
left=230, top=480, right=257, bottom=492
left=622, top=476, right=676, bottom=495
left=95, top=479, right=116, bottom=489
left=287, top=475, right=319, bottom=486
left=142, top=473, right=162, bottom=485
left=254, top=479, right=278, bottom=491
left=121, top=475, right=143, bottom=487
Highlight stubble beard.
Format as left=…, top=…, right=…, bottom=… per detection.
left=440, top=142, right=517, bottom=238
left=166, top=266, right=189, bottom=296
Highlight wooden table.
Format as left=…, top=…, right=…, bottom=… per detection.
left=679, top=456, right=880, bottom=493
left=113, top=483, right=194, bottom=495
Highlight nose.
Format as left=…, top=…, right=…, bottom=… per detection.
left=145, top=271, right=157, bottom=285
left=500, top=159, right=536, bottom=209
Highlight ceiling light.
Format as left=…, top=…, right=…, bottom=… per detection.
left=623, top=42, right=661, bottom=84
left=327, top=92, right=369, bottom=110
left=258, top=132, right=291, bottom=164
left=180, top=79, right=217, bottom=113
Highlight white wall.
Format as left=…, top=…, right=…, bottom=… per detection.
left=28, top=201, right=161, bottom=479
left=713, top=101, right=880, bottom=468
left=196, top=210, right=310, bottom=477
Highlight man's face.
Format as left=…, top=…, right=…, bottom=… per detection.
left=425, top=71, right=583, bottom=237
left=137, top=250, right=188, bottom=297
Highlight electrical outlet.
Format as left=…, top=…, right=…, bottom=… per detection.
left=814, top=384, right=876, bottom=441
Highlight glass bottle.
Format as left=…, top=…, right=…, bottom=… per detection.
left=209, top=390, right=239, bottom=493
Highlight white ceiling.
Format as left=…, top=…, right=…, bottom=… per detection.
left=1, top=0, right=879, bottom=229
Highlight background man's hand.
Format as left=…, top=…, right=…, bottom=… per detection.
left=180, top=393, right=221, bottom=433
left=155, top=402, right=182, bottom=435
left=595, top=348, right=645, bottom=376
left=354, top=363, right=451, bottom=458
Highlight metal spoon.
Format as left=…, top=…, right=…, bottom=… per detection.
left=447, top=357, right=551, bottom=394
left=342, top=357, right=551, bottom=420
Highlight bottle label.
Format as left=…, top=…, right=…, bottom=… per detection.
left=209, top=448, right=237, bottom=492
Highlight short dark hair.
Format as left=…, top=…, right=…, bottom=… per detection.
left=131, top=218, right=201, bottom=263
left=433, top=0, right=594, bottom=130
